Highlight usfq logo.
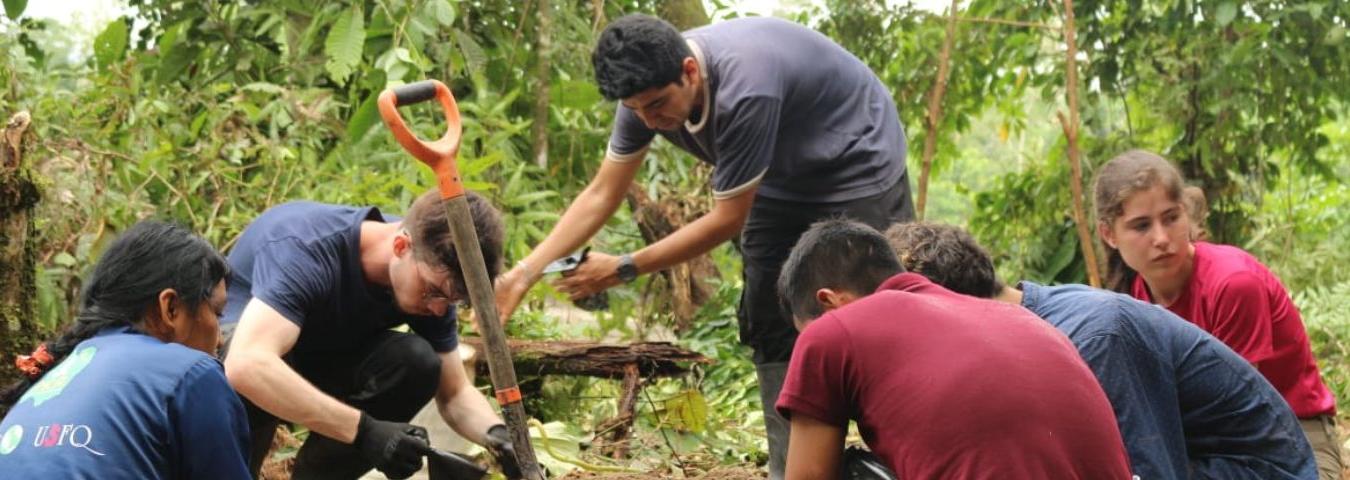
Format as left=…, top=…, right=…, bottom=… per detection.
left=0, top=422, right=105, bottom=456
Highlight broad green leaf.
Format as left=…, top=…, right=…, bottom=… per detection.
left=663, top=389, right=708, bottom=433
left=550, top=79, right=603, bottom=110
left=94, top=18, right=129, bottom=70
left=1042, top=227, right=1078, bottom=280
left=1215, top=3, right=1237, bottom=27
left=427, top=0, right=456, bottom=27
left=344, top=91, right=381, bottom=143
left=454, top=29, right=487, bottom=78
left=324, top=7, right=366, bottom=84
left=1326, top=26, right=1346, bottom=46
left=3, top=0, right=25, bottom=20
left=52, top=252, right=76, bottom=267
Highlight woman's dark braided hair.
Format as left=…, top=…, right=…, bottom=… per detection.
left=0, top=221, right=228, bottom=416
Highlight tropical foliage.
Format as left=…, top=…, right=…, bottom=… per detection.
left=2, top=0, right=1347, bottom=473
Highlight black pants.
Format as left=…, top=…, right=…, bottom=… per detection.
left=737, top=175, right=915, bottom=364
left=230, top=330, right=442, bottom=480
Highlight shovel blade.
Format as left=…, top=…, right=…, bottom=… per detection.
left=426, top=448, right=488, bottom=480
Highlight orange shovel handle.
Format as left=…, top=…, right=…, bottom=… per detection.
left=377, top=80, right=465, bottom=200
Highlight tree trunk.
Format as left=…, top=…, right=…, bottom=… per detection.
left=915, top=0, right=960, bottom=221
left=460, top=338, right=712, bottom=379
left=658, top=0, right=709, bottom=30
left=1057, top=0, right=1103, bottom=288
left=1, top=111, right=43, bottom=387
left=530, top=0, right=552, bottom=168
left=625, top=184, right=718, bottom=331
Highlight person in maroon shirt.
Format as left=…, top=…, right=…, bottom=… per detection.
left=1093, top=149, right=1341, bottom=479
left=773, top=219, right=1133, bottom=480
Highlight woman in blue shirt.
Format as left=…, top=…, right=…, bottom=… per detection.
left=0, top=220, right=249, bottom=479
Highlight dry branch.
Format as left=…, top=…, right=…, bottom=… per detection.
left=1058, top=0, right=1103, bottom=288
left=915, top=0, right=961, bottom=220
left=461, top=338, right=713, bottom=380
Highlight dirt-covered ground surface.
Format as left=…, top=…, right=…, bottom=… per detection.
left=557, top=466, right=764, bottom=480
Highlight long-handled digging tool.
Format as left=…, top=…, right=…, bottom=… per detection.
left=378, top=79, right=545, bottom=480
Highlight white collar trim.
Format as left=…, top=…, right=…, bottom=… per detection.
left=684, top=39, right=711, bottom=134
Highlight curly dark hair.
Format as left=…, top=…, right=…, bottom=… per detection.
left=883, top=222, right=1004, bottom=298
left=592, top=14, right=692, bottom=100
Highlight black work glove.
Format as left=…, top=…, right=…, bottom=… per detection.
left=485, top=424, right=523, bottom=479
left=354, top=412, right=432, bottom=479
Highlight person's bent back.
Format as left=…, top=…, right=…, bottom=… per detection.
left=0, top=221, right=248, bottom=479
left=774, top=219, right=1131, bottom=479
left=885, top=222, right=1316, bottom=479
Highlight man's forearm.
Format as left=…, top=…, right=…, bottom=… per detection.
left=436, top=385, right=500, bottom=445
left=522, top=188, right=623, bottom=274
left=631, top=196, right=749, bottom=275
left=226, top=352, right=362, bottom=443
left=521, top=159, right=641, bottom=276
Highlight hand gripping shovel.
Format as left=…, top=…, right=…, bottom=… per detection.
left=378, top=80, right=545, bottom=480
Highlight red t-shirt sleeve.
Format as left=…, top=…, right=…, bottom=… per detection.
left=775, top=315, right=852, bottom=426
left=1207, top=271, right=1276, bottom=364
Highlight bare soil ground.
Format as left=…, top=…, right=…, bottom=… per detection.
left=557, top=466, right=764, bottom=480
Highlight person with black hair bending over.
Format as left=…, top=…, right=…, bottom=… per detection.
left=1093, top=150, right=1341, bottom=479
left=774, top=219, right=1131, bottom=480
left=0, top=221, right=248, bottom=479
left=886, top=222, right=1316, bottom=479
left=491, top=15, right=914, bottom=478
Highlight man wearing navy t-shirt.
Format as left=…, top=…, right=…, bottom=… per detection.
left=220, top=190, right=519, bottom=479
left=491, top=15, right=914, bottom=477
left=774, top=219, right=1132, bottom=480
left=884, top=222, right=1317, bottom=480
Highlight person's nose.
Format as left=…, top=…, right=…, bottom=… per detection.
left=1149, top=223, right=1172, bottom=249
left=427, top=301, right=450, bottom=317
left=634, top=109, right=659, bottom=130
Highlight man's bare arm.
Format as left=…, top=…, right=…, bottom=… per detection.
left=223, top=299, right=362, bottom=443
left=784, top=413, right=846, bottom=480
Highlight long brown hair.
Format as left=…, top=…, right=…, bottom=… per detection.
left=1092, top=150, right=1187, bottom=293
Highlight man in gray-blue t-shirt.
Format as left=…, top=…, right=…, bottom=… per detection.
left=492, top=14, right=913, bottom=478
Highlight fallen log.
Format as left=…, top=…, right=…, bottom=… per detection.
left=460, top=338, right=713, bottom=380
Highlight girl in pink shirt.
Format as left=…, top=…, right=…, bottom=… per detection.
left=1093, top=149, right=1341, bottom=479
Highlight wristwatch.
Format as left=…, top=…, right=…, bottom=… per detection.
left=616, top=254, right=638, bottom=283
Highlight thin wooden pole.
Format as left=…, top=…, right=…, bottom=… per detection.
left=915, top=0, right=960, bottom=220
left=1057, top=0, right=1103, bottom=288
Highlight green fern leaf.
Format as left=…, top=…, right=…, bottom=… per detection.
left=324, top=7, right=366, bottom=84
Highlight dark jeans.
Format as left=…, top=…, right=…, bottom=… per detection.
left=737, top=175, right=914, bottom=479
left=224, top=328, right=442, bottom=480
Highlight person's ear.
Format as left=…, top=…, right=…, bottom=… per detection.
left=683, top=57, right=699, bottom=81
left=393, top=230, right=411, bottom=258
left=814, top=288, right=853, bottom=312
left=1097, top=221, right=1118, bottom=249
left=143, top=288, right=181, bottom=342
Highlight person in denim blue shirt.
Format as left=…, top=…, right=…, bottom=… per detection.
left=885, top=222, right=1317, bottom=480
